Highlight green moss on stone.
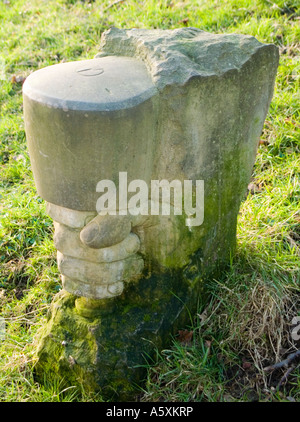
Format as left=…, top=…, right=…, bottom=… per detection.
left=34, top=238, right=234, bottom=401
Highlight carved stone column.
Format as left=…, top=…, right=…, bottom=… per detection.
left=23, top=28, right=279, bottom=400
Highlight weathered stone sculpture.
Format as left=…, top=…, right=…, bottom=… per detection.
left=23, top=28, right=279, bottom=400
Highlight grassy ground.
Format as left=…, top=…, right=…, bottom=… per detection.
left=0, top=0, right=299, bottom=402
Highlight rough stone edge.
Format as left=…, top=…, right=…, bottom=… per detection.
left=96, top=27, right=279, bottom=89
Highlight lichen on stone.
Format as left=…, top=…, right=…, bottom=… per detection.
left=97, top=27, right=277, bottom=88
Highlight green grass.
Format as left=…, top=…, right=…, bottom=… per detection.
left=0, top=0, right=299, bottom=402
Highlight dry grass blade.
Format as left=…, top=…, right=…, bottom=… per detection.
left=104, top=0, right=126, bottom=11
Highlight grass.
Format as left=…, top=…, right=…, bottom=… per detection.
left=0, top=0, right=299, bottom=402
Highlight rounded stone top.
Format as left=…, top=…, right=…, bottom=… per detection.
left=23, top=56, right=156, bottom=112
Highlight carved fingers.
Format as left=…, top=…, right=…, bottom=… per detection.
left=47, top=203, right=145, bottom=299
left=79, top=213, right=146, bottom=249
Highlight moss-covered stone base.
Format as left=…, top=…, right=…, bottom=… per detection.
left=34, top=245, right=229, bottom=401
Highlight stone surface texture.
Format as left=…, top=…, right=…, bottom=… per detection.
left=22, top=28, right=279, bottom=400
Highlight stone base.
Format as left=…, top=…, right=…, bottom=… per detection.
left=34, top=252, right=212, bottom=401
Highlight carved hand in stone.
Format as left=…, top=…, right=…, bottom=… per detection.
left=48, top=204, right=146, bottom=299
left=48, top=201, right=204, bottom=300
